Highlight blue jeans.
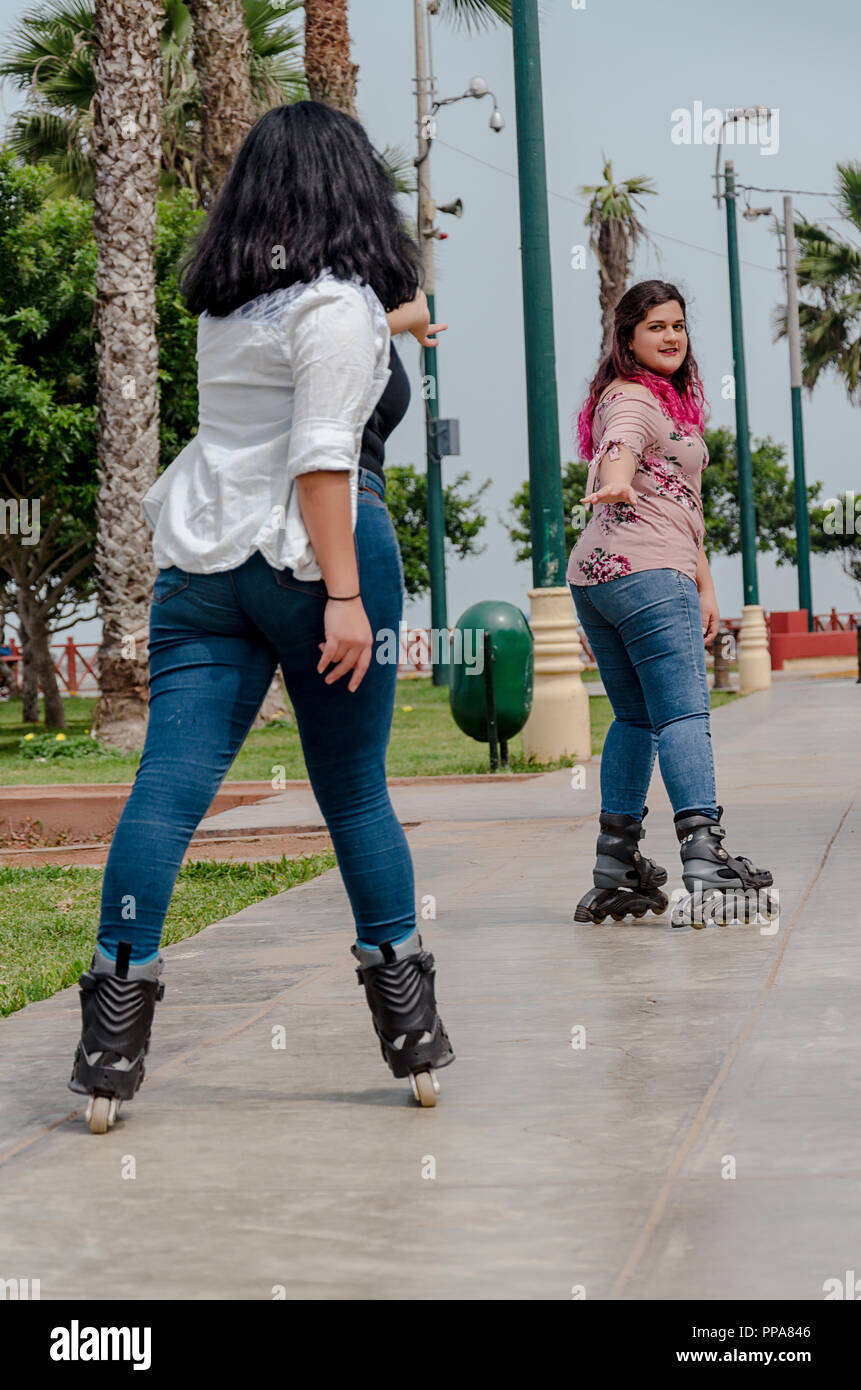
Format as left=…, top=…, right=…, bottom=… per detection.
left=570, top=568, right=719, bottom=820
left=98, top=468, right=415, bottom=964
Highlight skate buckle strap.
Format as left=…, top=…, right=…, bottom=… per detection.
left=116, top=940, right=132, bottom=980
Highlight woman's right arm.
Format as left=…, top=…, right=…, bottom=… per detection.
left=581, top=390, right=655, bottom=509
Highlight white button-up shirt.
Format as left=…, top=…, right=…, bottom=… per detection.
left=140, top=272, right=392, bottom=580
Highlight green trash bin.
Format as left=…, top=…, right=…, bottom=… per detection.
left=449, top=600, right=533, bottom=770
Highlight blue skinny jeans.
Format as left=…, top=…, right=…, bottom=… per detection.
left=98, top=468, right=415, bottom=964
left=570, top=568, right=719, bottom=821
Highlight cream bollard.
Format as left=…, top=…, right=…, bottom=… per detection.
left=737, top=603, right=772, bottom=694
left=522, top=586, right=592, bottom=762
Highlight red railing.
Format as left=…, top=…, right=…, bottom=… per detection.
left=1, top=612, right=858, bottom=695
left=721, top=611, right=860, bottom=644
left=0, top=634, right=438, bottom=689
left=0, top=639, right=101, bottom=696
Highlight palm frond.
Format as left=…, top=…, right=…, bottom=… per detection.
left=377, top=144, right=416, bottom=198
left=434, top=0, right=512, bottom=32
left=836, top=160, right=861, bottom=234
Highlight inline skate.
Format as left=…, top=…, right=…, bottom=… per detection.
left=574, top=807, right=669, bottom=923
left=671, top=806, right=778, bottom=928
left=352, top=929, right=454, bottom=1107
left=68, top=941, right=164, bottom=1133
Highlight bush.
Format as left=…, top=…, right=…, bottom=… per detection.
left=18, top=731, right=112, bottom=760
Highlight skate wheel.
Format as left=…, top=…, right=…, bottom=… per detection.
left=632, top=908, right=647, bottom=919
left=653, top=892, right=669, bottom=912
left=89, top=1095, right=112, bottom=1134
left=410, top=1071, right=437, bottom=1108
left=611, top=913, right=626, bottom=922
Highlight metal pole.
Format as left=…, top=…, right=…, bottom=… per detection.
left=511, top=0, right=567, bottom=589
left=483, top=631, right=499, bottom=771
left=413, top=0, right=449, bottom=684
left=784, top=195, right=813, bottom=631
left=724, top=160, right=759, bottom=607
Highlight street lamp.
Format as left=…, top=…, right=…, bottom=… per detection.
left=714, top=107, right=774, bottom=694
left=412, top=0, right=503, bottom=685
left=510, top=0, right=590, bottom=761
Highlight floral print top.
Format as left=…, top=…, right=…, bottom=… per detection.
left=567, top=384, right=708, bottom=586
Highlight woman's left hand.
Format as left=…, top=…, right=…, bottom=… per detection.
left=699, top=587, right=720, bottom=649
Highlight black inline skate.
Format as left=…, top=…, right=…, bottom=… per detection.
left=672, top=806, right=777, bottom=928
left=574, top=807, right=670, bottom=923
left=68, top=941, right=164, bottom=1133
left=351, top=929, right=454, bottom=1107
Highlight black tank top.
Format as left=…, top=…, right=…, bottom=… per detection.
left=358, top=341, right=410, bottom=481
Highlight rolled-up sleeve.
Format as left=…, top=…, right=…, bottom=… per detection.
left=283, top=284, right=377, bottom=481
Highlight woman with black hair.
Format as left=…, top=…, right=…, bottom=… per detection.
left=69, top=101, right=454, bottom=1131
left=569, top=281, right=774, bottom=930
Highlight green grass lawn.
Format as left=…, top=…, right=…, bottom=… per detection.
left=0, top=852, right=335, bottom=1017
left=0, top=681, right=738, bottom=784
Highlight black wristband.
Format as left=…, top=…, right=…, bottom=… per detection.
left=327, top=592, right=360, bottom=602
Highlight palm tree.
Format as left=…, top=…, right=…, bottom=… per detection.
left=580, top=158, right=657, bottom=358
left=89, top=0, right=163, bottom=750
left=0, top=0, right=305, bottom=200
left=184, top=0, right=254, bottom=201
left=302, top=0, right=511, bottom=119
left=302, top=0, right=358, bottom=117
left=776, top=162, right=861, bottom=403
left=434, top=0, right=512, bottom=28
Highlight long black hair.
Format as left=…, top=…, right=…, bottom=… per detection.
left=576, top=280, right=707, bottom=458
left=180, top=101, right=423, bottom=317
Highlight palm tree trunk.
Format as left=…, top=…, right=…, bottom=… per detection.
left=304, top=0, right=359, bottom=118
left=90, top=0, right=162, bottom=752
left=185, top=0, right=256, bottom=202
left=597, top=221, right=629, bottom=359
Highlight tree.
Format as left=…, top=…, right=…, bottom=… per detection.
left=434, top=1, right=512, bottom=28
left=699, top=427, right=829, bottom=568
left=88, top=0, right=163, bottom=751
left=508, top=460, right=589, bottom=565
left=184, top=0, right=255, bottom=201
left=774, top=162, right=861, bottom=403
left=302, top=0, right=358, bottom=117
left=810, top=491, right=861, bottom=596
left=0, top=0, right=306, bottom=200
left=580, top=158, right=657, bottom=358
left=0, top=156, right=98, bottom=725
left=385, top=464, right=488, bottom=598
left=0, top=155, right=204, bottom=726
left=301, top=0, right=511, bottom=120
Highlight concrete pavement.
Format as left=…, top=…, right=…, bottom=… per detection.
left=1, top=676, right=859, bottom=1300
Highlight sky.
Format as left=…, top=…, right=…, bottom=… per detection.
left=1, top=0, right=859, bottom=649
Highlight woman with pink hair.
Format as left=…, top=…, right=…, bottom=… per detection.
left=569, top=281, right=773, bottom=929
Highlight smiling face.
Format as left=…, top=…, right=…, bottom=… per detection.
left=629, top=299, right=687, bottom=377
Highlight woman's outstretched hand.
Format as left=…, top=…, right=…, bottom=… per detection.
left=581, top=482, right=639, bottom=508
left=318, top=597, right=374, bottom=692
left=386, top=289, right=448, bottom=348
